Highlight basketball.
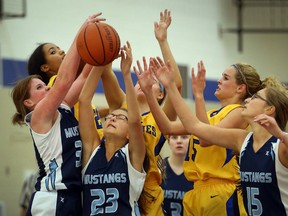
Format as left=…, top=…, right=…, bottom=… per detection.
left=76, top=22, right=121, bottom=66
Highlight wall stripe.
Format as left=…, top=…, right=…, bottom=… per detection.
left=2, top=58, right=219, bottom=102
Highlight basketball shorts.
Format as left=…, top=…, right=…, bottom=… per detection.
left=26, top=190, right=82, bottom=216
left=183, top=180, right=247, bottom=216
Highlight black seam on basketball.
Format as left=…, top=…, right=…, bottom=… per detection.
left=97, top=23, right=106, bottom=65
left=83, top=25, right=97, bottom=65
left=88, top=23, right=103, bottom=65
left=110, top=27, right=120, bottom=60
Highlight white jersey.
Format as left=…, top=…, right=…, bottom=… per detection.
left=25, top=104, right=82, bottom=192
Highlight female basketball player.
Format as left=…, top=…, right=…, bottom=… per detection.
left=96, top=9, right=182, bottom=216
left=136, top=57, right=278, bottom=215
left=26, top=42, right=108, bottom=122
left=148, top=60, right=288, bottom=216
left=161, top=135, right=193, bottom=216
left=11, top=13, right=104, bottom=216
left=79, top=42, right=146, bottom=216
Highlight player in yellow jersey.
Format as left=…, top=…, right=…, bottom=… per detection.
left=131, top=10, right=183, bottom=215
left=136, top=58, right=271, bottom=215
left=26, top=42, right=124, bottom=140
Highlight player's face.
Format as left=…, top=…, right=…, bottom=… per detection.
left=215, top=66, right=241, bottom=101
left=103, top=109, right=128, bottom=138
left=168, top=135, right=190, bottom=156
left=242, top=89, right=271, bottom=119
left=24, top=78, right=50, bottom=110
left=42, top=43, right=65, bottom=75
left=134, top=77, right=164, bottom=104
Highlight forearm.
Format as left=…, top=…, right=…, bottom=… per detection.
left=101, top=65, right=126, bottom=110
left=166, top=83, right=200, bottom=133
left=145, top=90, right=176, bottom=134
left=158, top=40, right=182, bottom=89
left=194, top=96, right=209, bottom=124
left=123, top=73, right=139, bottom=122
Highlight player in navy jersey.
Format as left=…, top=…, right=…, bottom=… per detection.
left=79, top=42, right=146, bottom=216
left=161, top=135, right=193, bottom=216
left=147, top=60, right=288, bottom=216
left=89, top=10, right=183, bottom=216
left=11, top=13, right=105, bottom=216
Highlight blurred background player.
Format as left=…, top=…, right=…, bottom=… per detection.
left=19, top=172, right=38, bottom=216
left=161, top=135, right=193, bottom=216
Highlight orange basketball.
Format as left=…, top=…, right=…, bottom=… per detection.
left=76, top=22, right=121, bottom=66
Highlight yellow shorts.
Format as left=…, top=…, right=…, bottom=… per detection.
left=139, top=185, right=164, bottom=216
left=183, top=180, right=247, bottom=216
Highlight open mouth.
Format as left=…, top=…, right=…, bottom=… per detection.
left=107, top=124, right=116, bottom=128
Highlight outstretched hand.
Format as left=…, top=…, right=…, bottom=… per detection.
left=86, top=12, right=106, bottom=25
left=78, top=12, right=106, bottom=36
left=134, top=57, right=154, bottom=94
left=149, top=57, right=174, bottom=89
left=154, top=9, right=171, bottom=42
left=254, top=114, right=282, bottom=138
left=120, top=41, right=133, bottom=76
left=191, top=60, right=206, bottom=96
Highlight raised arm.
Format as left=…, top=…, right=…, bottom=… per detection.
left=121, top=42, right=145, bottom=172
left=155, top=9, right=182, bottom=120
left=78, top=66, right=103, bottom=167
left=101, top=62, right=126, bottom=112
left=254, top=113, right=288, bottom=167
left=31, top=13, right=105, bottom=134
left=134, top=57, right=187, bottom=135
left=64, top=63, right=93, bottom=108
left=151, top=57, right=246, bottom=153
left=192, top=61, right=209, bottom=124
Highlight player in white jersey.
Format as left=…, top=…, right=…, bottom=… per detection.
left=79, top=42, right=146, bottom=216
left=147, top=60, right=288, bottom=216
left=11, top=13, right=105, bottom=215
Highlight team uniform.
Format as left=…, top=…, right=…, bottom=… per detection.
left=82, top=143, right=146, bottom=216
left=24, top=104, right=83, bottom=215
left=161, top=157, right=194, bottom=216
left=183, top=104, right=247, bottom=216
left=138, top=111, right=167, bottom=216
left=240, top=132, right=288, bottom=216
left=48, top=75, right=104, bottom=139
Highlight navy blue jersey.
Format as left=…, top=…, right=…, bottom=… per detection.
left=161, top=157, right=194, bottom=216
left=25, top=104, right=82, bottom=192
left=82, top=143, right=146, bottom=216
left=240, top=132, right=288, bottom=216
left=25, top=104, right=83, bottom=215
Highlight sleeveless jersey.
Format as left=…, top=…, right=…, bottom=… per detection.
left=161, top=157, right=194, bottom=216
left=48, top=75, right=104, bottom=139
left=24, top=104, right=82, bottom=192
left=240, top=132, right=288, bottom=216
left=82, top=143, right=146, bottom=216
left=183, top=104, right=243, bottom=183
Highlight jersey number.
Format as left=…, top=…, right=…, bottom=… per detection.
left=246, top=187, right=262, bottom=216
left=170, top=202, right=182, bottom=216
left=90, top=188, right=119, bottom=215
left=75, top=140, right=82, bottom=168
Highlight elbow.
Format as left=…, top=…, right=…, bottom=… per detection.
left=199, top=139, right=212, bottom=147
left=158, top=125, right=173, bottom=135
